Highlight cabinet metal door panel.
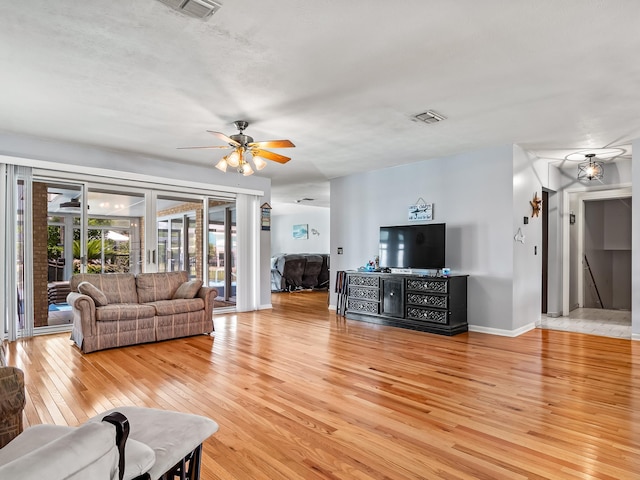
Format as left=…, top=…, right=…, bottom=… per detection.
left=382, top=278, right=404, bottom=318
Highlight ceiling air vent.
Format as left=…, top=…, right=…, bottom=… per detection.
left=296, top=198, right=315, bottom=203
left=413, top=110, right=446, bottom=124
left=157, top=0, right=222, bottom=19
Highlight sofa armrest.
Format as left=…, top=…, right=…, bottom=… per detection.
left=67, top=292, right=97, bottom=337
left=0, top=366, right=25, bottom=448
left=197, top=287, right=218, bottom=330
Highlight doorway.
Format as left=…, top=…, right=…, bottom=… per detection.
left=543, top=187, right=632, bottom=338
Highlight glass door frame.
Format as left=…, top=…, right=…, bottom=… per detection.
left=207, top=201, right=237, bottom=305
left=3, top=161, right=244, bottom=339
left=155, top=192, right=208, bottom=280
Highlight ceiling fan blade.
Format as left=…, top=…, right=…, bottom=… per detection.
left=177, top=145, right=232, bottom=150
left=248, top=139, right=295, bottom=149
left=252, top=149, right=291, bottom=164
left=207, top=130, right=241, bottom=147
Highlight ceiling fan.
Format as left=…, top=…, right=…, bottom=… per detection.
left=60, top=196, right=82, bottom=209
left=178, top=120, right=295, bottom=176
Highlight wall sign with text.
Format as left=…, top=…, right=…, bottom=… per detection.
left=408, top=203, right=433, bottom=221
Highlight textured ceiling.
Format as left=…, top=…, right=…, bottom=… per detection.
left=1, top=1, right=639, bottom=208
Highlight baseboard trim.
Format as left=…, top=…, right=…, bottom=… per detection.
left=259, top=303, right=273, bottom=310
left=632, top=332, right=640, bottom=341
left=468, top=322, right=536, bottom=337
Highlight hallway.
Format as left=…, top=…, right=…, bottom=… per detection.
left=539, top=308, right=631, bottom=339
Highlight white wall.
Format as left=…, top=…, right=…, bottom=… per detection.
left=0, top=131, right=274, bottom=308
left=511, top=145, right=544, bottom=333
left=271, top=205, right=330, bottom=256
left=330, top=144, right=519, bottom=333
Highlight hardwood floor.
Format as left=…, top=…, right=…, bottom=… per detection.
left=4, top=290, right=640, bottom=479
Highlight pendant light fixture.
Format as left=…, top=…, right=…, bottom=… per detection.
left=577, top=153, right=604, bottom=181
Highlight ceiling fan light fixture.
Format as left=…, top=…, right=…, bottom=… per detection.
left=179, top=120, right=294, bottom=175
left=252, top=154, right=267, bottom=171
left=215, top=157, right=228, bottom=172
left=239, top=162, right=254, bottom=176
left=227, top=150, right=240, bottom=168
left=577, top=153, right=604, bottom=181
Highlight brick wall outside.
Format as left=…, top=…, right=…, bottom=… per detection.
left=32, top=182, right=49, bottom=328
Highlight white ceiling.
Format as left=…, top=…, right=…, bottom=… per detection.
left=1, top=1, right=639, bottom=209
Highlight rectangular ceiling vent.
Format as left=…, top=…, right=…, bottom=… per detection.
left=157, top=0, right=222, bottom=19
left=413, top=110, right=447, bottom=124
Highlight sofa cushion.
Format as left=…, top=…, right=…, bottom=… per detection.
left=135, top=272, right=188, bottom=303
left=70, top=273, right=138, bottom=305
left=147, top=298, right=205, bottom=316
left=78, top=282, right=109, bottom=307
left=95, top=304, right=156, bottom=322
left=172, top=280, right=203, bottom=300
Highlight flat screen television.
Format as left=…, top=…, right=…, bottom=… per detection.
left=379, top=223, right=446, bottom=270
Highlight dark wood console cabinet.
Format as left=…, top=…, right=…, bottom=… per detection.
left=345, top=272, right=467, bottom=335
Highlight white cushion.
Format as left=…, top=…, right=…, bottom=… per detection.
left=91, top=406, right=218, bottom=479
left=0, top=422, right=118, bottom=480
left=0, top=423, right=155, bottom=480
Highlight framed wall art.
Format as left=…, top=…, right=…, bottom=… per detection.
left=293, top=224, right=308, bottom=239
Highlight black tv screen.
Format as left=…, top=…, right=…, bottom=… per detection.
left=379, top=223, right=446, bottom=270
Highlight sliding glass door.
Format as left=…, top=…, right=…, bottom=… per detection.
left=40, top=182, right=85, bottom=328
left=208, top=200, right=236, bottom=306
left=4, top=169, right=240, bottom=337
left=156, top=195, right=202, bottom=279
left=84, top=188, right=144, bottom=275
left=36, top=183, right=144, bottom=328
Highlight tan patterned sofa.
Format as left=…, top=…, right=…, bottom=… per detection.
left=67, top=271, right=217, bottom=353
left=0, top=344, right=25, bottom=449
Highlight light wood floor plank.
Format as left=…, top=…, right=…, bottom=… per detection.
left=4, top=290, right=640, bottom=479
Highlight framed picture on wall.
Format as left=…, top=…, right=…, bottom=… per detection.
left=408, top=203, right=433, bottom=221
left=293, top=224, right=308, bottom=239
